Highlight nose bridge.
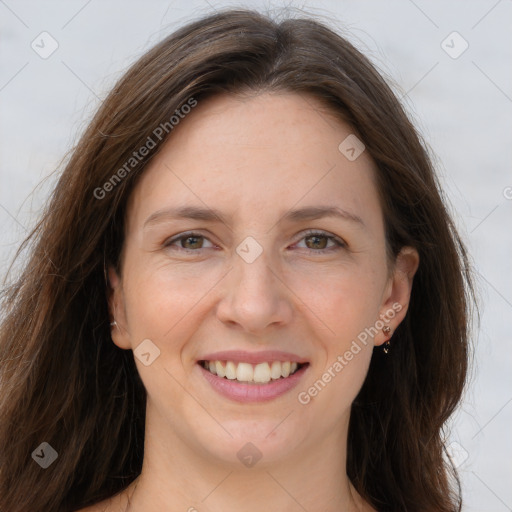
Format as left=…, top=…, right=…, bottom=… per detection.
left=216, top=234, right=291, bottom=332
left=232, top=234, right=278, bottom=298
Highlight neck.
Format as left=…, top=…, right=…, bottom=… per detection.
left=120, top=402, right=367, bottom=512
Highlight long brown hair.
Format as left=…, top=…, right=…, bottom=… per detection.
left=0, top=8, right=476, bottom=512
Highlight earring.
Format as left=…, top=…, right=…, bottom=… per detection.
left=110, top=320, right=117, bottom=327
left=382, top=325, right=392, bottom=354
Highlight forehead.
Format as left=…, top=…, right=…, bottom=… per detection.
left=126, top=92, right=382, bottom=232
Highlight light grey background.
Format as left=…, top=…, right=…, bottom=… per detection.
left=1, top=1, right=511, bottom=510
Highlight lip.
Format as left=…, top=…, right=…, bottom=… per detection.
left=198, top=350, right=309, bottom=365
left=198, top=362, right=309, bottom=403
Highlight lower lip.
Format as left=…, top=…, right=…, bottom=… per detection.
left=198, top=363, right=309, bottom=403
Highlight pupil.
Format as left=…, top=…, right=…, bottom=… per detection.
left=307, top=235, right=326, bottom=249
left=184, top=236, right=201, bottom=249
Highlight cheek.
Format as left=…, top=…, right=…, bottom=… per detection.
left=290, top=263, right=385, bottom=339
left=297, top=329, right=373, bottom=429
left=310, top=343, right=373, bottom=415
left=290, top=263, right=384, bottom=408
left=122, top=260, right=223, bottom=344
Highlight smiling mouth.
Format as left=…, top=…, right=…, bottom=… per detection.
left=199, top=360, right=308, bottom=385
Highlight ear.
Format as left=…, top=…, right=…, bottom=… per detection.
left=107, top=264, right=132, bottom=350
left=374, top=246, right=420, bottom=346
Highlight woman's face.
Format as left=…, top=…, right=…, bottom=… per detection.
left=109, top=92, right=418, bottom=469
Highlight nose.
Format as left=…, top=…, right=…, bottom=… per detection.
left=215, top=244, right=293, bottom=336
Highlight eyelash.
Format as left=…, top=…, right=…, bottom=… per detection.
left=163, top=229, right=346, bottom=254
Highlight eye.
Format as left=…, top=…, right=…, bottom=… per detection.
left=163, top=230, right=346, bottom=254
left=293, top=230, right=346, bottom=253
left=164, top=232, right=216, bottom=252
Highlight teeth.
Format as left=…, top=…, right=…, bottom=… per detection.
left=270, top=361, right=282, bottom=379
left=253, top=362, right=271, bottom=383
left=202, top=360, right=303, bottom=383
left=225, top=361, right=237, bottom=380
left=215, top=360, right=225, bottom=378
left=236, top=362, right=253, bottom=382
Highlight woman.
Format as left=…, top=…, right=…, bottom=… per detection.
left=0, top=8, right=476, bottom=512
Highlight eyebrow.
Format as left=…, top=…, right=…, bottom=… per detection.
left=143, top=205, right=365, bottom=229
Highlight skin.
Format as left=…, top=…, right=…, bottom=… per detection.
left=82, top=91, right=419, bottom=512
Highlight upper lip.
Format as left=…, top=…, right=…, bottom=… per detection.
left=198, top=350, right=309, bottom=365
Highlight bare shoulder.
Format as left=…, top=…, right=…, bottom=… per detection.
left=73, top=492, right=128, bottom=512
left=364, top=501, right=378, bottom=512
left=73, top=500, right=111, bottom=512
left=74, top=504, right=106, bottom=512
